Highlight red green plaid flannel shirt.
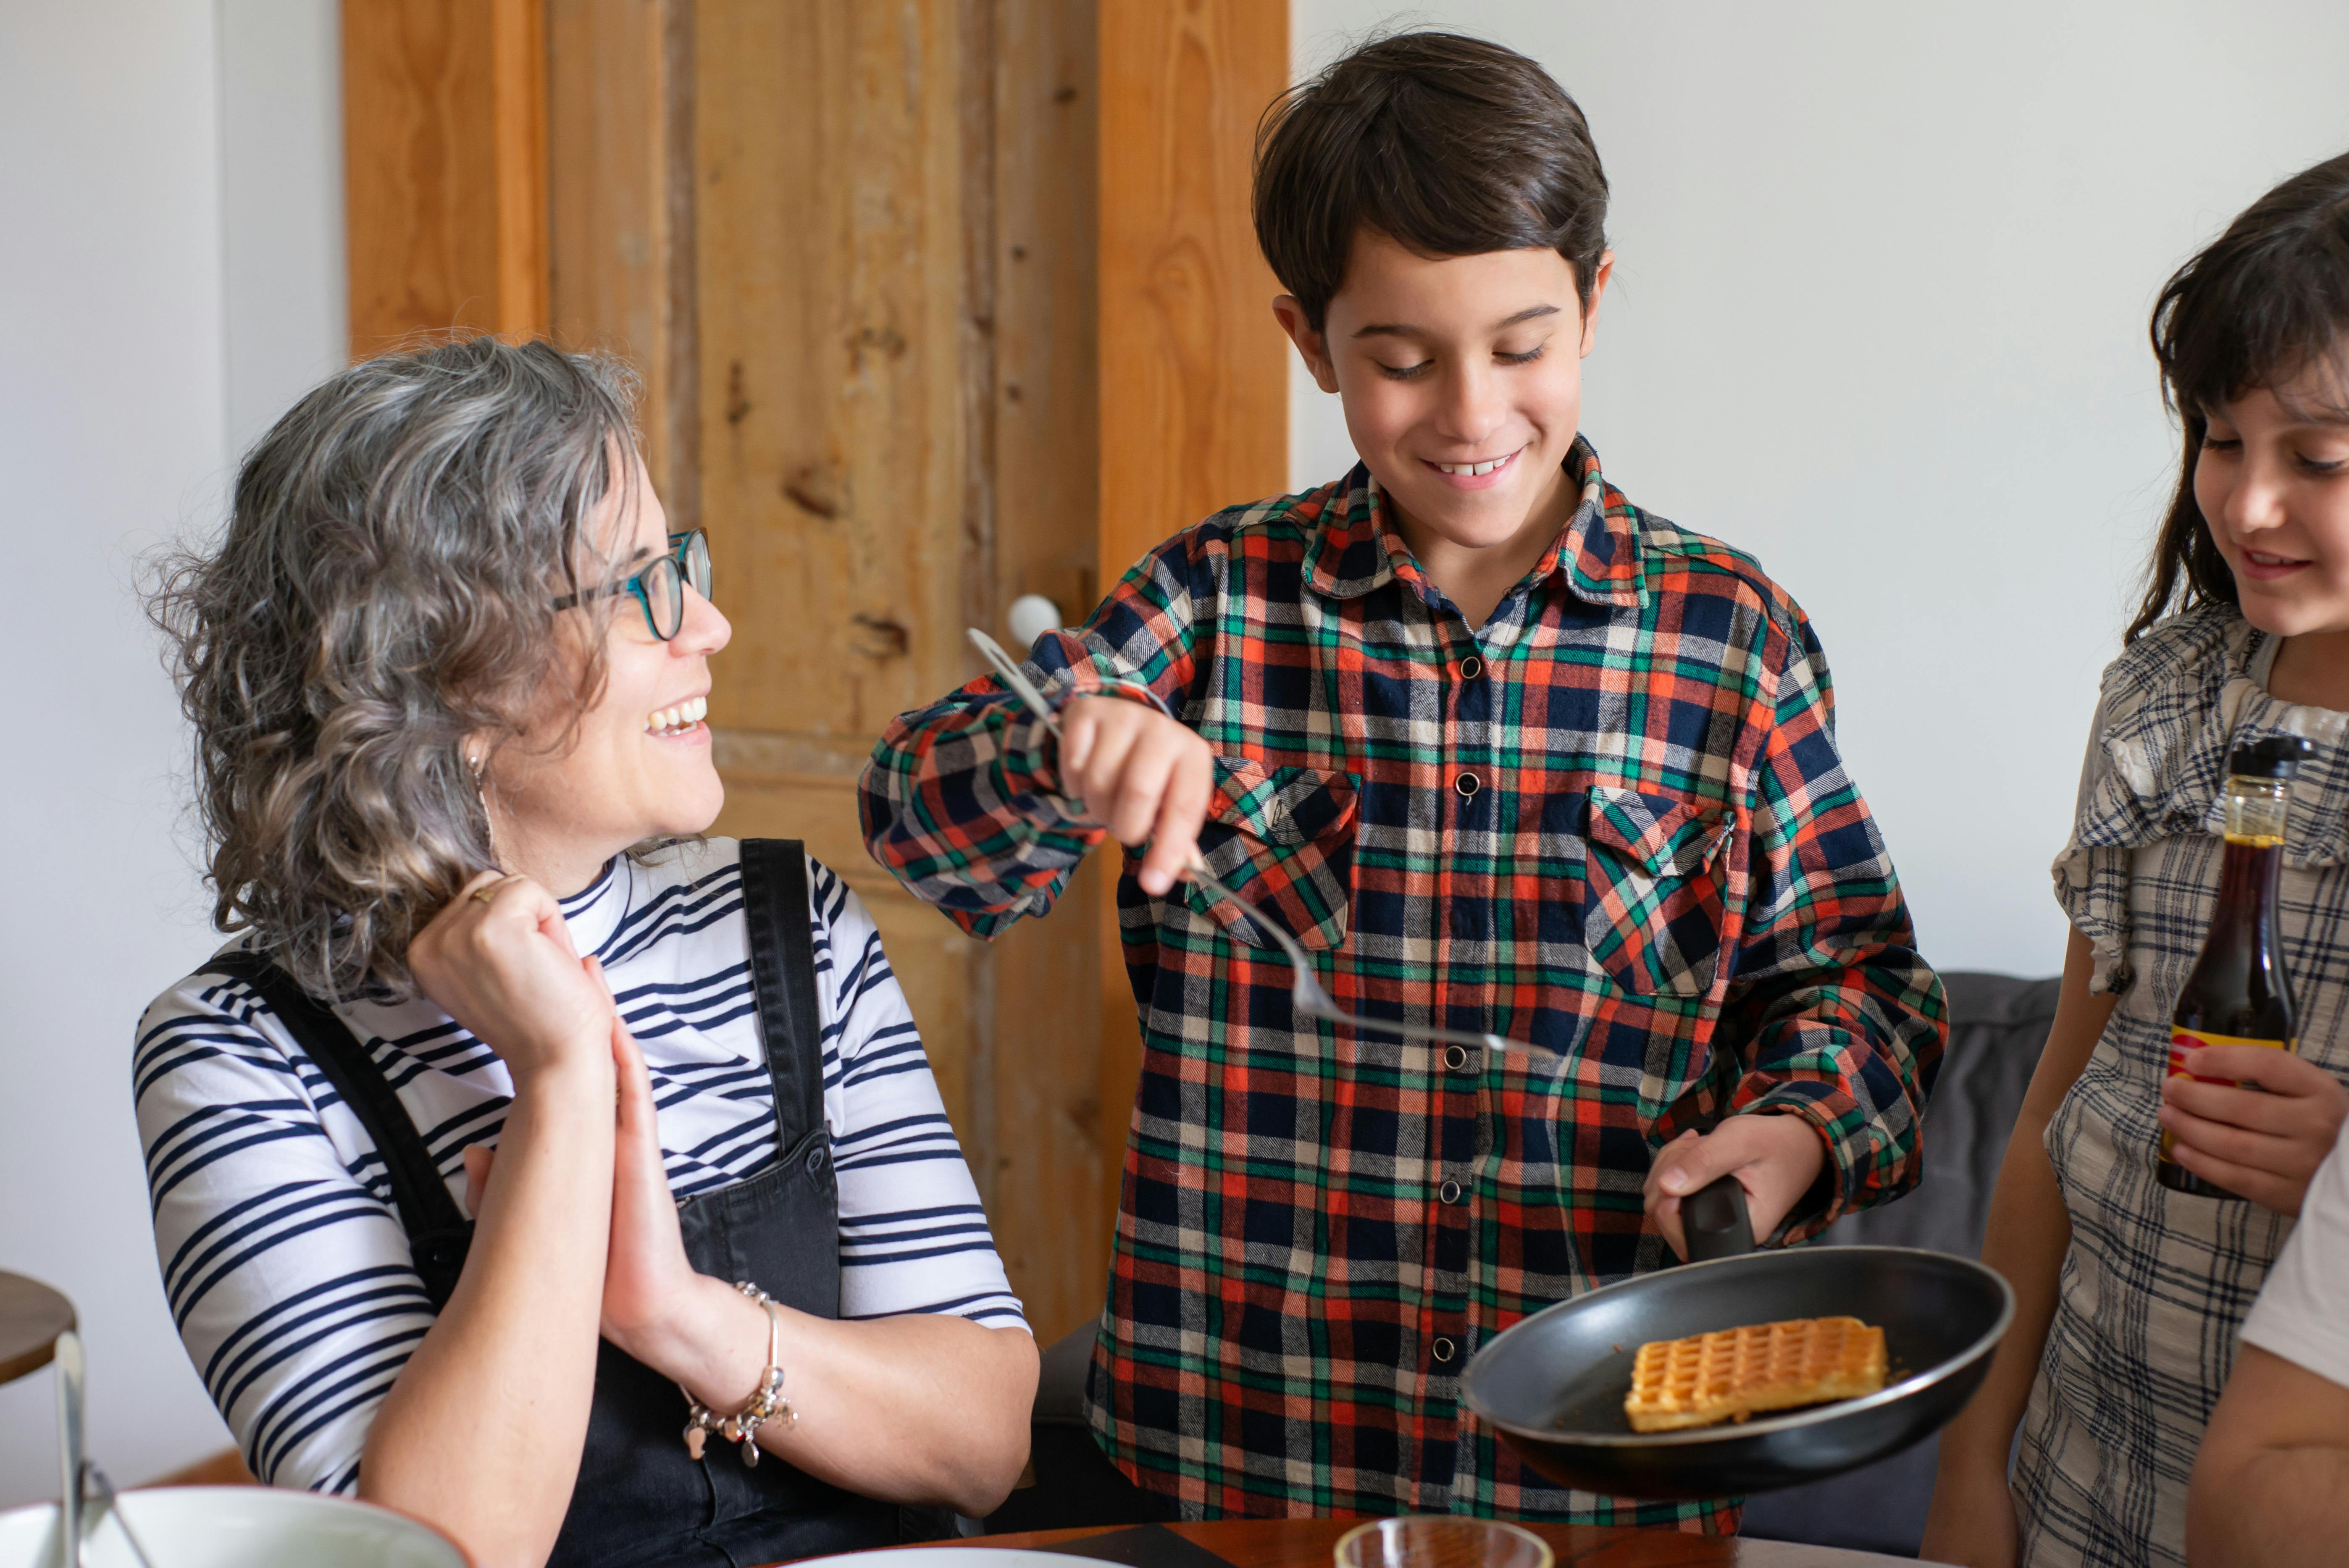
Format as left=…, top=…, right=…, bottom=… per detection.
left=859, top=439, right=1944, bottom=1527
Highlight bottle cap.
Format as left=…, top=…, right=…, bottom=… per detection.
left=2228, top=734, right=2315, bottom=780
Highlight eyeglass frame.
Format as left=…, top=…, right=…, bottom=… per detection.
left=549, top=528, right=713, bottom=641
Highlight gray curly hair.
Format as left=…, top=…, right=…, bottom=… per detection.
left=150, top=336, right=642, bottom=1000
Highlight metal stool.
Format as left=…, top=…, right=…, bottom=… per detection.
left=2, top=1271, right=85, bottom=1562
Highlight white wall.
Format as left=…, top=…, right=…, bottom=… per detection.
left=220, top=1, right=348, bottom=457
left=1292, top=1, right=2349, bottom=976
left=0, top=0, right=344, bottom=1508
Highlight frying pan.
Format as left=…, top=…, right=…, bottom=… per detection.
left=1459, top=1177, right=2013, bottom=1500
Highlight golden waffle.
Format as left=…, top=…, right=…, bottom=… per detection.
left=1623, top=1315, right=1887, bottom=1433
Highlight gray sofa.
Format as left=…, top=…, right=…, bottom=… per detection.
left=995, top=972, right=2060, bottom=1555
left=1740, top=972, right=2058, bottom=1556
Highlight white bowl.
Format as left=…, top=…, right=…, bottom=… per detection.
left=0, top=1486, right=470, bottom=1568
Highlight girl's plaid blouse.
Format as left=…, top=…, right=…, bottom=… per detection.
left=860, top=440, right=1944, bottom=1526
left=2021, top=606, right=2349, bottom=1568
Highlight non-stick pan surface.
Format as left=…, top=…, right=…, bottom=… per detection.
left=1460, top=1212, right=2012, bottom=1500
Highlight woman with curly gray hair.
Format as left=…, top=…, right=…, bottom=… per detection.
left=134, top=337, right=1036, bottom=1568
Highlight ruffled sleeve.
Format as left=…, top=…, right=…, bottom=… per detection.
left=2053, top=690, right=2134, bottom=993
left=2049, top=605, right=2259, bottom=995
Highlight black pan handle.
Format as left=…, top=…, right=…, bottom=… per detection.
left=1682, top=1174, right=1755, bottom=1263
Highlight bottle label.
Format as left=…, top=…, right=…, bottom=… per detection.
left=2162, top=1027, right=2295, bottom=1166
left=2167, top=1027, right=2293, bottom=1082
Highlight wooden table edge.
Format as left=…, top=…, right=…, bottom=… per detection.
left=815, top=1515, right=1796, bottom=1566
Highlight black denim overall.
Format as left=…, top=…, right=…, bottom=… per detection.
left=217, top=840, right=948, bottom=1567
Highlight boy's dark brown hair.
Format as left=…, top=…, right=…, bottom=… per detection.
left=1253, top=31, right=1609, bottom=335
left=2130, top=149, right=2349, bottom=642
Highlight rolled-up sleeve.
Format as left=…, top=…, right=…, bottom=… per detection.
left=1717, top=611, right=1947, bottom=1240
left=859, top=536, right=1202, bottom=938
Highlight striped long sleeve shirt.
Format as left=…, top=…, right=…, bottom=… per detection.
left=860, top=439, right=1944, bottom=1527
left=133, top=840, right=1025, bottom=1494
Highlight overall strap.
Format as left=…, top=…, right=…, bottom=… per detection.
left=736, top=840, right=827, bottom=1153
left=206, top=949, right=473, bottom=1307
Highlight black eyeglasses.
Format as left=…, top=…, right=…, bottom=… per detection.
left=550, top=529, right=713, bottom=641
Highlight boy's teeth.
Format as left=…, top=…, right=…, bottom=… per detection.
left=1439, top=455, right=1508, bottom=476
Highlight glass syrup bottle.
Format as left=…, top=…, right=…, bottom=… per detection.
left=2158, top=734, right=2314, bottom=1198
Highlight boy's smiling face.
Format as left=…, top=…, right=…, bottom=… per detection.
left=1277, top=230, right=1611, bottom=618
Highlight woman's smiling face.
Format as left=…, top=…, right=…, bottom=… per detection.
left=2197, top=360, right=2349, bottom=639
left=484, top=452, right=731, bottom=890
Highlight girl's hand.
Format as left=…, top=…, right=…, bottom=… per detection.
left=598, top=985, right=701, bottom=1363
left=408, top=871, right=615, bottom=1087
left=1059, top=696, right=1215, bottom=896
left=2161, top=1045, right=2349, bottom=1216
left=1645, top=1114, right=1828, bottom=1259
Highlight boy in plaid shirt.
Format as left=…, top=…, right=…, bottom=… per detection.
left=861, top=31, right=1943, bottom=1528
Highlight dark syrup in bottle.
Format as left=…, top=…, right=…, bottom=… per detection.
left=2157, top=735, right=2313, bottom=1198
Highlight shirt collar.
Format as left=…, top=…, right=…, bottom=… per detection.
left=557, top=855, right=630, bottom=958
left=1299, top=436, right=1645, bottom=610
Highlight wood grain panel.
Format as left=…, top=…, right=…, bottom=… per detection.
left=547, top=0, right=696, bottom=517
left=1098, top=0, right=1288, bottom=578
left=980, top=0, right=1111, bottom=1342
left=696, top=0, right=1118, bottom=1338
left=344, top=0, right=547, bottom=354
left=696, top=0, right=994, bottom=1237
left=347, top=0, right=1274, bottom=1344
left=694, top=1, right=976, bottom=745
left=1094, top=0, right=1290, bottom=1242
left=491, top=0, right=550, bottom=336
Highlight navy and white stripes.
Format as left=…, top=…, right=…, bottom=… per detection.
left=134, top=839, right=1026, bottom=1494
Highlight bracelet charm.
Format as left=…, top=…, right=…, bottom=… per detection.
left=681, top=1282, right=795, bottom=1465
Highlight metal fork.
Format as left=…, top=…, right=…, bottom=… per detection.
left=967, top=628, right=1550, bottom=1058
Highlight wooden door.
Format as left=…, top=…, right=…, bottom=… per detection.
left=1095, top=0, right=1290, bottom=1237
left=341, top=0, right=1285, bottom=1345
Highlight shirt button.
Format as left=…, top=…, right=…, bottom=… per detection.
left=1443, top=1044, right=1470, bottom=1071
left=1440, top=1179, right=1463, bottom=1205
left=1454, top=771, right=1480, bottom=798
left=1432, top=1337, right=1456, bottom=1363
left=1460, top=655, right=1484, bottom=680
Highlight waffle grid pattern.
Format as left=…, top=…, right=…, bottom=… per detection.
left=1624, top=1315, right=1887, bottom=1433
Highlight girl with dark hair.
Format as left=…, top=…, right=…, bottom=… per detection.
left=1923, top=152, right=2349, bottom=1568
left=134, top=338, right=1035, bottom=1568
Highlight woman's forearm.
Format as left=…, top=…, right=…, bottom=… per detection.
left=360, top=1060, right=616, bottom=1568
left=629, top=1277, right=1037, bottom=1516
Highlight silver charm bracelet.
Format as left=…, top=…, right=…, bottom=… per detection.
left=681, top=1282, right=795, bottom=1466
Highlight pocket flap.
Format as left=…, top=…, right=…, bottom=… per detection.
left=1179, top=759, right=1361, bottom=953
left=1211, top=758, right=1360, bottom=846
left=1587, top=785, right=1730, bottom=878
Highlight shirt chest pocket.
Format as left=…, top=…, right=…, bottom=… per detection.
left=1582, top=785, right=1733, bottom=999
left=1176, top=758, right=1360, bottom=952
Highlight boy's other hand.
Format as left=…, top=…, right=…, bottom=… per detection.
left=1061, top=696, right=1215, bottom=896
left=1644, top=1114, right=1829, bottom=1260
left=2161, top=1045, right=2349, bottom=1216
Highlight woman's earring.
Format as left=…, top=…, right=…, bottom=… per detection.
left=470, top=749, right=504, bottom=870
